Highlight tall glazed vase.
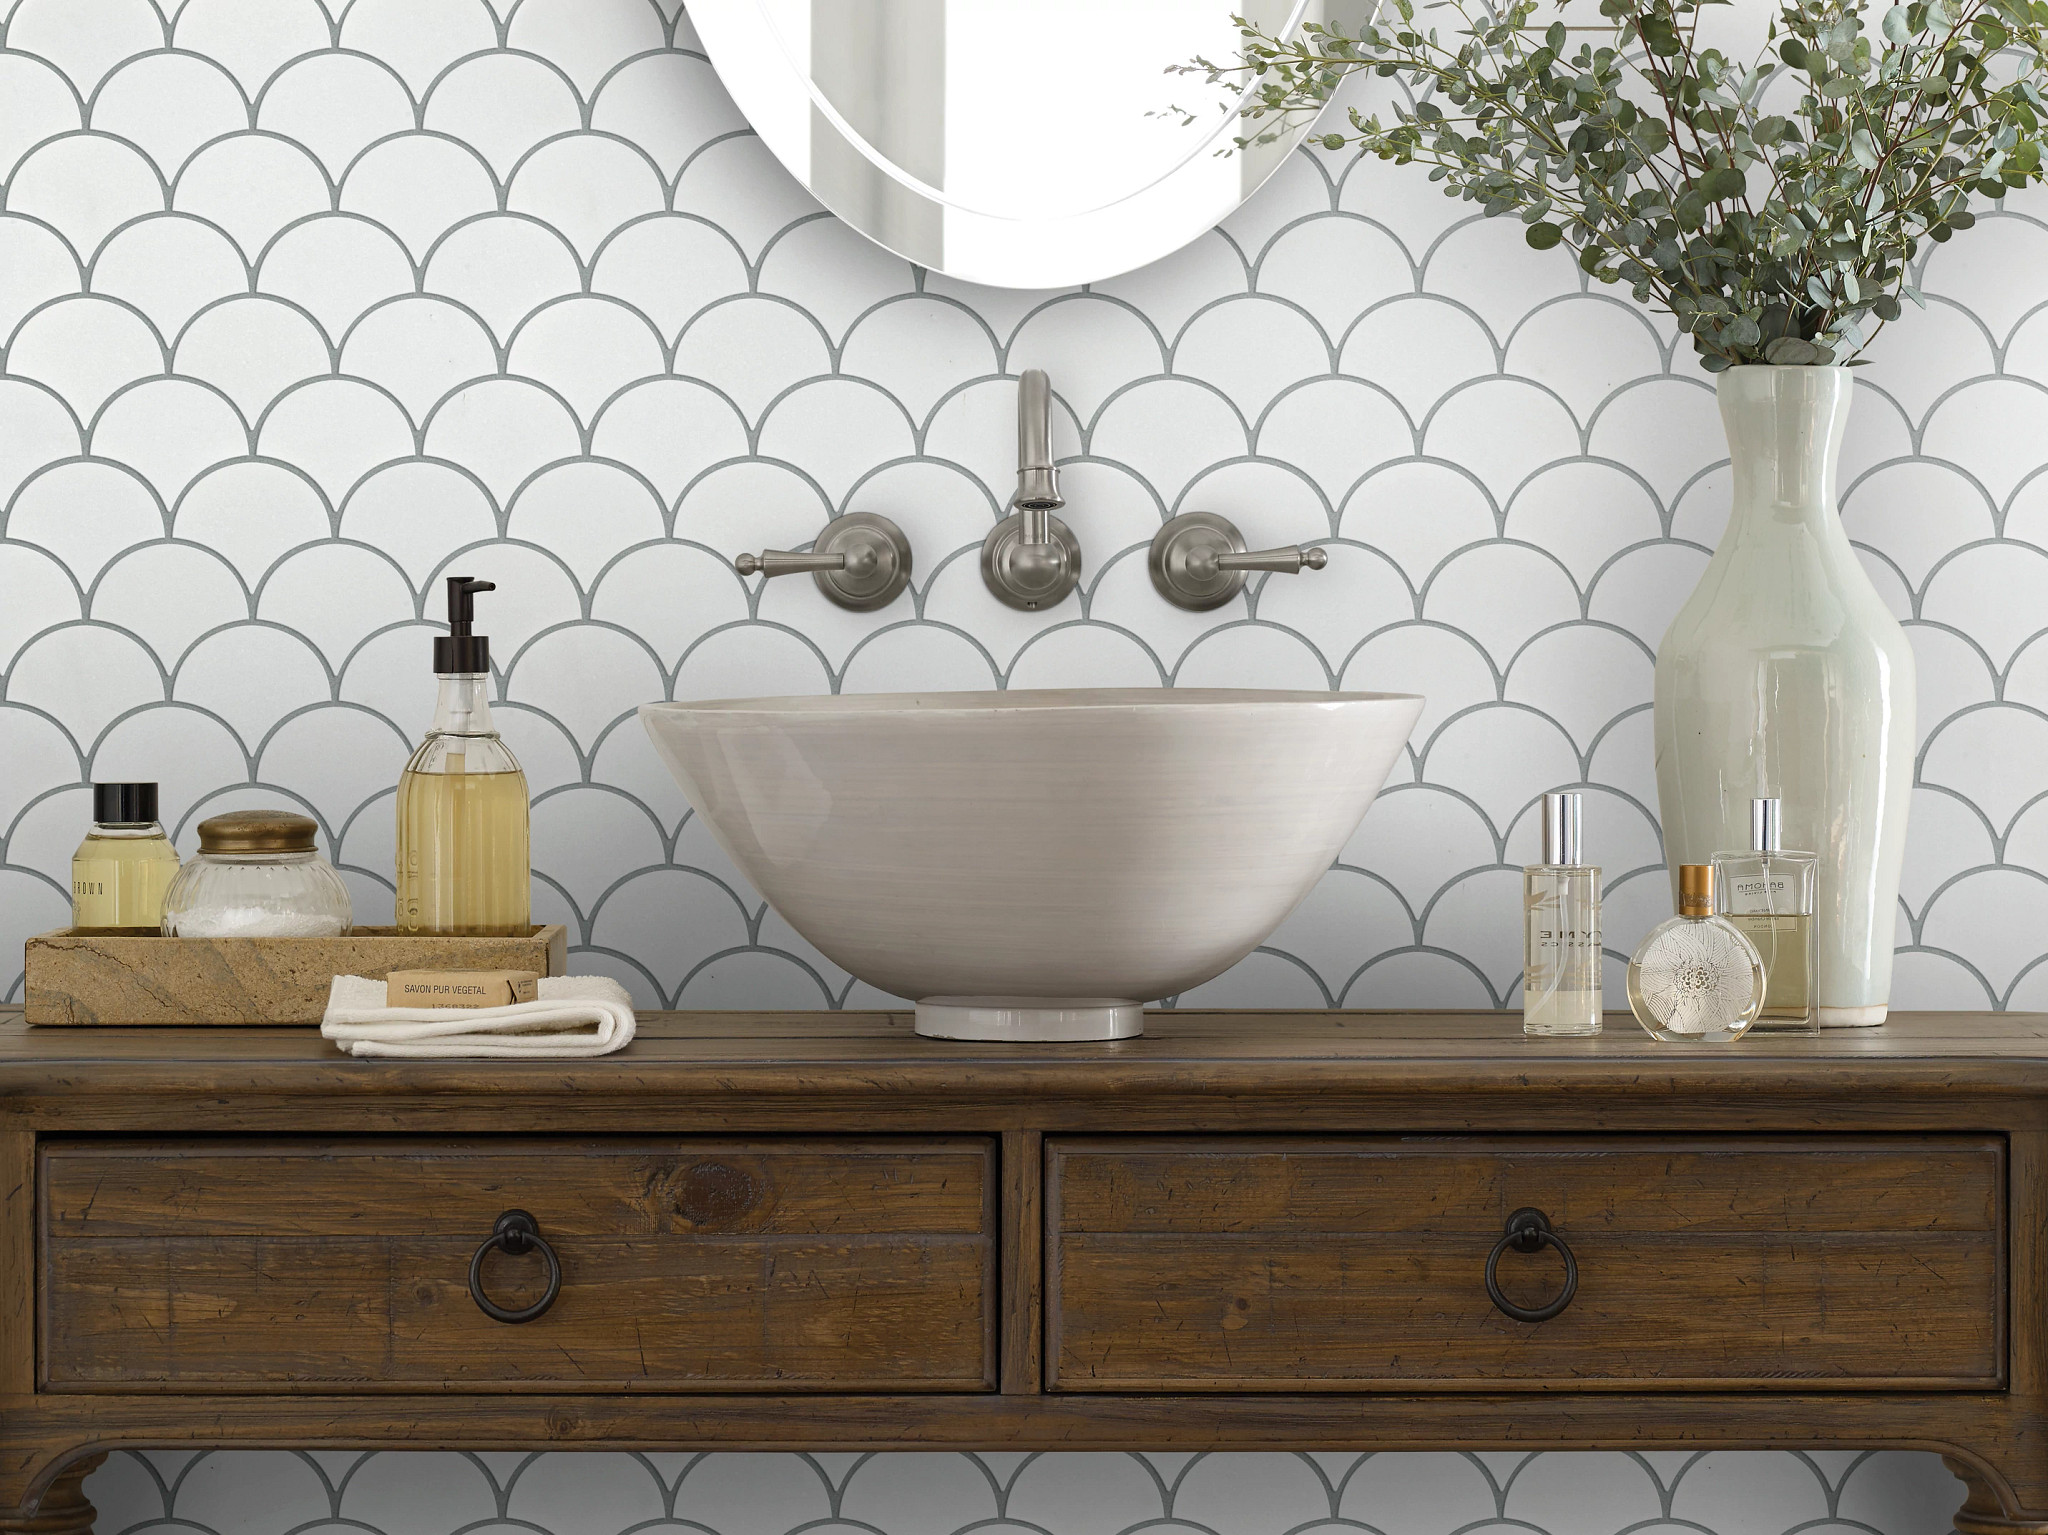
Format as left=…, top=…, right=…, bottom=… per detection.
left=1653, top=365, right=1915, bottom=1025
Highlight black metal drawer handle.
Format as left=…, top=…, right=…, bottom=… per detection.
left=1484, top=1207, right=1578, bottom=1323
left=468, top=1209, right=560, bottom=1324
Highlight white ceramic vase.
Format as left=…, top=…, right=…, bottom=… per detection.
left=1652, top=365, right=1915, bottom=1026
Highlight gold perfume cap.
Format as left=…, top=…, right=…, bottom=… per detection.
left=197, top=810, right=318, bottom=854
left=1677, top=863, right=1714, bottom=917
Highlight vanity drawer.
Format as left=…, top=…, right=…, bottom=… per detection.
left=39, top=1137, right=995, bottom=1391
left=1047, top=1136, right=2004, bottom=1392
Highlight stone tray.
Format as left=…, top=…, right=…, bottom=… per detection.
left=21, top=926, right=569, bottom=1026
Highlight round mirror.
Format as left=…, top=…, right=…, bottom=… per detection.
left=689, top=1, right=1357, bottom=288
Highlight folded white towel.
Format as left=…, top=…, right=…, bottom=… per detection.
left=321, top=974, right=637, bottom=1058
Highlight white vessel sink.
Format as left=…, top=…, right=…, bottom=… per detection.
left=640, top=688, right=1424, bottom=1040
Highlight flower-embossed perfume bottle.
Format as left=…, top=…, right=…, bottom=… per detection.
left=1523, top=790, right=1602, bottom=1036
left=1627, top=864, right=1765, bottom=1043
left=1712, top=797, right=1818, bottom=1034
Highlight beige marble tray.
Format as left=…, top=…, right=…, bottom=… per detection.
left=22, top=926, right=568, bottom=1026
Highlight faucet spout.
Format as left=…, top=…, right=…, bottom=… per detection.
left=1014, top=368, right=1062, bottom=546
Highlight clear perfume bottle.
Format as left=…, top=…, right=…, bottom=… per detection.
left=1712, top=798, right=1818, bottom=1035
left=1523, top=790, right=1602, bottom=1036
left=1627, top=864, right=1765, bottom=1042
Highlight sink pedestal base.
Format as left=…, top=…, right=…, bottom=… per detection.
left=914, top=998, right=1144, bottom=1041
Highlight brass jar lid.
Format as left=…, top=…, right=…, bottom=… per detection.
left=196, top=810, right=318, bottom=854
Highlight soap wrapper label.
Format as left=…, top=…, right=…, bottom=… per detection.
left=384, top=969, right=540, bottom=1008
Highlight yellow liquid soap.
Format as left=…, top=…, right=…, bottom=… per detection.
left=72, top=830, right=180, bottom=932
left=395, top=765, right=531, bottom=935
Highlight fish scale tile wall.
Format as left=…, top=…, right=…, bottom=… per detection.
left=0, top=0, right=2038, bottom=1525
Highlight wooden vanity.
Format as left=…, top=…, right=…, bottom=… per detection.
left=0, top=1008, right=2044, bottom=1534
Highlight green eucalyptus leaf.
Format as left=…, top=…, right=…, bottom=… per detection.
left=1526, top=221, right=1565, bottom=249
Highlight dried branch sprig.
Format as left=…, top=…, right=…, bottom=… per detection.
left=1175, top=0, right=2048, bottom=368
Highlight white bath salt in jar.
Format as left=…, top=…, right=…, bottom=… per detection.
left=161, top=811, right=353, bottom=938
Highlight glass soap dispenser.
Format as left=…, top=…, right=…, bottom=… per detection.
left=395, top=576, right=532, bottom=935
left=1628, top=865, right=1765, bottom=1042
left=1711, top=797, right=1818, bottom=1034
left=1523, top=790, right=1602, bottom=1036
left=72, top=782, right=180, bottom=933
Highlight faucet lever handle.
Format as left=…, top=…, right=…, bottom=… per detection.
left=1216, top=544, right=1329, bottom=575
left=735, top=549, right=849, bottom=578
left=1149, top=512, right=1329, bottom=611
left=733, top=513, right=913, bottom=611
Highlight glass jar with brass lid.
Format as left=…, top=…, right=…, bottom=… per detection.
left=160, top=811, right=353, bottom=938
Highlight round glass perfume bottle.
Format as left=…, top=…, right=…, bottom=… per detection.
left=1627, top=864, right=1765, bottom=1043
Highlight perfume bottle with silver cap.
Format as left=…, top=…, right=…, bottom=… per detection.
left=1523, top=790, right=1602, bottom=1037
left=1711, top=797, right=1818, bottom=1034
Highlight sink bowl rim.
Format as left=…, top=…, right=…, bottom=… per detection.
left=641, top=687, right=1426, bottom=717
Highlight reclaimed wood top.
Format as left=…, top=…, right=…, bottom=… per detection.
left=0, top=1008, right=2044, bottom=1102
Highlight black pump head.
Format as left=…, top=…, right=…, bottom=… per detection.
left=434, top=575, right=496, bottom=673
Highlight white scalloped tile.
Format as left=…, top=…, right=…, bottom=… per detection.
left=1901, top=785, right=1998, bottom=913
left=0, top=543, right=79, bottom=666
left=839, top=297, right=1000, bottom=425
left=1424, top=216, right=1581, bottom=342
left=671, top=1454, right=836, bottom=1535
left=506, top=296, right=665, bottom=423
left=1340, top=295, right=1500, bottom=421
left=0, top=54, right=81, bottom=181
left=173, top=460, right=332, bottom=581
left=93, top=376, right=249, bottom=500
left=1256, top=216, right=1413, bottom=336
left=425, top=53, right=583, bottom=179
left=93, top=215, right=250, bottom=342
left=256, top=215, right=414, bottom=341
left=92, top=53, right=249, bottom=180
left=91, top=540, right=247, bottom=660
left=258, top=54, right=415, bottom=179
left=0, top=218, right=82, bottom=338
left=0, top=377, right=84, bottom=504
left=1258, top=378, right=1415, bottom=501
left=1856, top=297, right=1998, bottom=425
left=672, top=459, right=831, bottom=559
left=1092, top=230, right=1249, bottom=341
left=508, top=135, right=667, bottom=263
left=8, top=459, right=163, bottom=580
left=1174, top=295, right=1331, bottom=417
left=1504, top=297, right=1666, bottom=425
left=340, top=135, right=498, bottom=263
left=506, top=461, right=663, bottom=586
left=255, top=542, right=414, bottom=665
left=591, top=53, right=746, bottom=174
left=1924, top=378, right=2048, bottom=502
left=673, top=296, right=831, bottom=421
left=8, top=295, right=165, bottom=418
left=589, top=377, right=748, bottom=505
left=335, top=0, right=496, bottom=98
left=421, top=378, right=581, bottom=505
left=174, top=623, right=332, bottom=748
left=591, top=215, right=750, bottom=343
left=1923, top=704, right=2048, bottom=832
left=6, top=0, right=163, bottom=95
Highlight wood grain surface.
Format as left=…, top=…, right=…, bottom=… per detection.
left=39, top=1138, right=994, bottom=1392
left=21, top=927, right=567, bottom=1026
left=1047, top=1136, right=2005, bottom=1392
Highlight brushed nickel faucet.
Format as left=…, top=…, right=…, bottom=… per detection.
left=1147, top=511, right=1327, bottom=611
left=734, top=511, right=913, bottom=610
left=981, top=369, right=1082, bottom=610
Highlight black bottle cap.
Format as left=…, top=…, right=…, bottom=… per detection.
left=433, top=576, right=495, bottom=674
left=93, top=782, right=158, bottom=825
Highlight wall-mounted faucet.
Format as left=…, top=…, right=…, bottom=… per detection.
left=734, top=511, right=912, bottom=610
left=1147, top=511, right=1327, bottom=611
left=981, top=369, right=1082, bottom=610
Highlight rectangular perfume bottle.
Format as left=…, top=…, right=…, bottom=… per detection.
left=1712, top=798, right=1818, bottom=1035
left=1524, top=790, right=1602, bottom=1036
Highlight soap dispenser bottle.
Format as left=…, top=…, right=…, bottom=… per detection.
left=395, top=577, right=531, bottom=935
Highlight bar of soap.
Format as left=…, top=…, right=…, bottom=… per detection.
left=384, top=969, right=540, bottom=1008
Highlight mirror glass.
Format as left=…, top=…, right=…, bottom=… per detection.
left=689, top=1, right=1355, bottom=287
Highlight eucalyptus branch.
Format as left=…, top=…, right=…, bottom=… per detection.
left=1175, top=0, right=2048, bottom=368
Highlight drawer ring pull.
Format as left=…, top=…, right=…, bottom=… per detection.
left=468, top=1209, right=561, bottom=1324
left=1483, top=1207, right=1578, bottom=1324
